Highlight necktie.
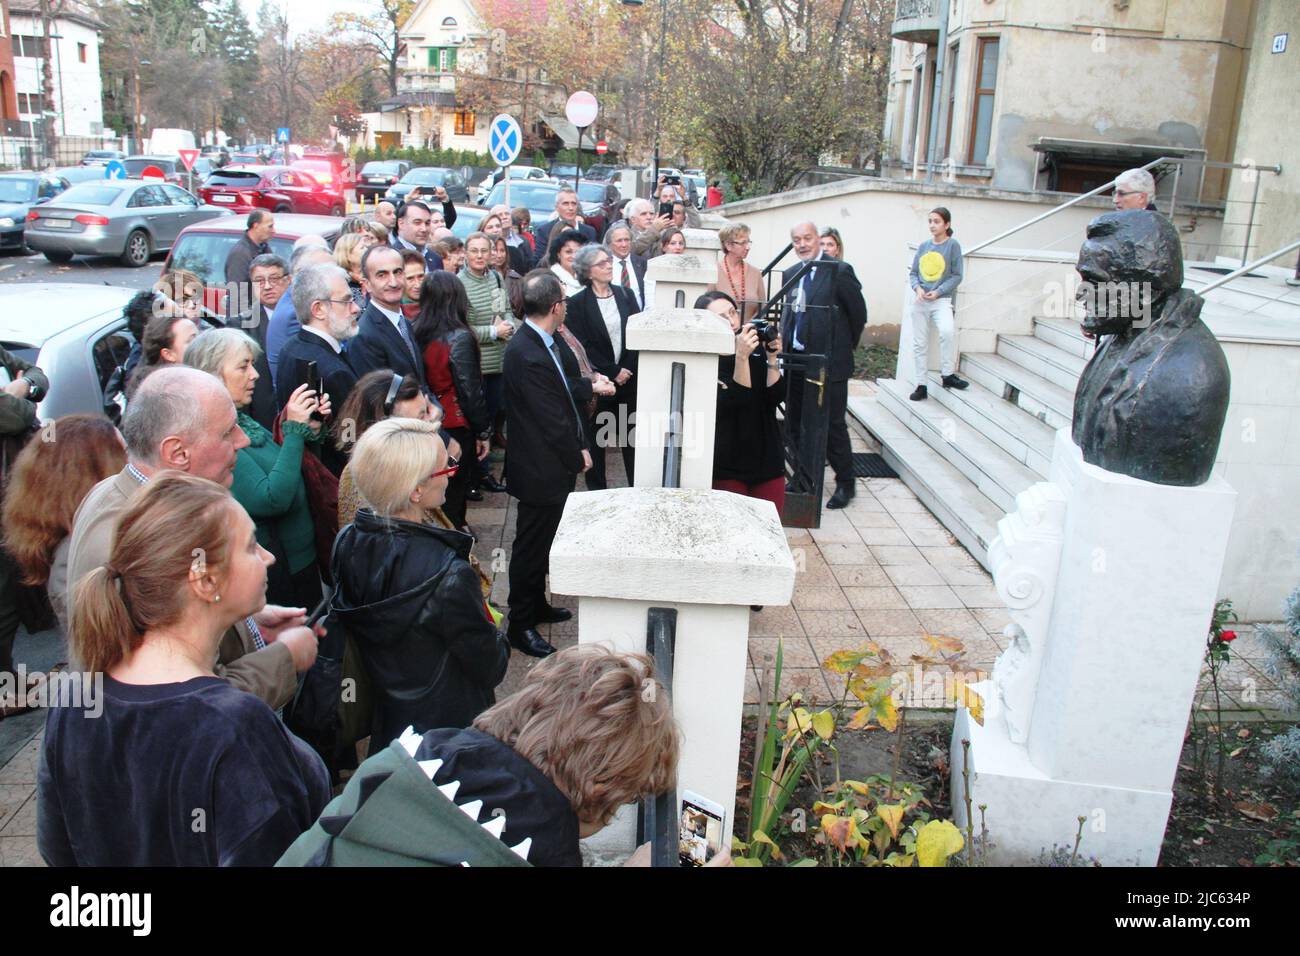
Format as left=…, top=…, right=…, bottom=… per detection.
left=795, top=266, right=814, bottom=348
left=549, top=341, right=585, bottom=443
left=620, top=258, right=631, bottom=290
left=398, top=317, right=421, bottom=370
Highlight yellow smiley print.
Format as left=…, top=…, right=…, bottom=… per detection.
left=919, top=250, right=946, bottom=283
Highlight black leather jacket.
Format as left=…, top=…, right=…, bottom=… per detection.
left=329, top=509, right=510, bottom=751
left=444, top=327, right=490, bottom=438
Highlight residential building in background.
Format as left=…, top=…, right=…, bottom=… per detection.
left=0, top=0, right=19, bottom=130
left=8, top=0, right=104, bottom=138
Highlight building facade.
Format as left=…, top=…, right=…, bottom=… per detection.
left=0, top=1, right=19, bottom=131
left=8, top=0, right=104, bottom=139
left=365, top=0, right=492, bottom=153
left=881, top=0, right=1254, bottom=207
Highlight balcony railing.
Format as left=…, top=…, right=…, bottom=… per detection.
left=892, top=0, right=941, bottom=42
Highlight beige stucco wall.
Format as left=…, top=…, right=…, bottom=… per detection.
left=718, top=176, right=1222, bottom=348
left=883, top=0, right=1253, bottom=196
left=1220, top=0, right=1300, bottom=263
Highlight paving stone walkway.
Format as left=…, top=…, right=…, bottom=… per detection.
left=0, top=383, right=1292, bottom=865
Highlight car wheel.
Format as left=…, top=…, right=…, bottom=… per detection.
left=274, top=205, right=292, bottom=214
left=121, top=229, right=152, bottom=268
left=43, top=249, right=73, bottom=263
left=329, top=204, right=344, bottom=217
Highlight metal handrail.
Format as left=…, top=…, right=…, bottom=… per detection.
left=964, top=155, right=1178, bottom=256
left=1197, top=238, right=1300, bottom=296
left=966, top=156, right=1283, bottom=258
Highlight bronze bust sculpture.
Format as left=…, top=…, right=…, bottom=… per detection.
left=1071, top=210, right=1230, bottom=486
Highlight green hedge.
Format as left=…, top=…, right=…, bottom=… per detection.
left=350, top=145, right=494, bottom=169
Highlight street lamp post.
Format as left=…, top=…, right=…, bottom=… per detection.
left=49, top=33, right=65, bottom=136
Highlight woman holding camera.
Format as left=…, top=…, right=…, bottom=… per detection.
left=697, top=291, right=785, bottom=513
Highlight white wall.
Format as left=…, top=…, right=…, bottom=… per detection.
left=11, top=16, right=104, bottom=137
left=720, top=176, right=1223, bottom=347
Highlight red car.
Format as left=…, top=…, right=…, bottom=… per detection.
left=163, top=213, right=345, bottom=316
left=292, top=155, right=354, bottom=190
left=199, top=165, right=346, bottom=217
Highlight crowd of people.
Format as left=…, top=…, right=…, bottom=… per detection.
left=0, top=159, right=1030, bottom=867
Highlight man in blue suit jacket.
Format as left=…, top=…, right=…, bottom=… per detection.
left=531, top=187, right=596, bottom=264
left=347, top=245, right=431, bottom=392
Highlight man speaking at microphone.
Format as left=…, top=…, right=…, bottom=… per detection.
left=780, top=221, right=868, bottom=510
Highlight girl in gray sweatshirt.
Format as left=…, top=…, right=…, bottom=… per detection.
left=907, top=207, right=968, bottom=400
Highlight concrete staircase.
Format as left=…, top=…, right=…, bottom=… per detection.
left=849, top=314, right=1092, bottom=567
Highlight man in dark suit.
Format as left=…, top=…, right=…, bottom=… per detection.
left=224, top=209, right=274, bottom=289
left=780, top=221, right=868, bottom=510
left=347, top=244, right=430, bottom=390
left=532, top=188, right=597, bottom=262
left=275, top=262, right=361, bottom=476
left=603, top=221, right=648, bottom=311
left=565, top=244, right=638, bottom=489
left=226, top=252, right=288, bottom=431
left=502, top=270, right=614, bottom=657
left=389, top=200, right=444, bottom=272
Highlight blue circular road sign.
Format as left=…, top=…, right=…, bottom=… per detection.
left=105, top=160, right=126, bottom=180
left=489, top=114, right=522, bottom=167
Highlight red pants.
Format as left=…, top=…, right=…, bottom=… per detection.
left=713, top=476, right=785, bottom=513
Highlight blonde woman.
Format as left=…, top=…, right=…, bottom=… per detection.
left=333, top=232, right=370, bottom=308
left=712, top=222, right=765, bottom=322
left=328, top=417, right=510, bottom=753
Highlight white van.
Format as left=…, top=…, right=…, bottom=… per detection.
left=146, top=128, right=197, bottom=157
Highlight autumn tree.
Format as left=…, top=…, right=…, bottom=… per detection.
left=329, top=0, right=415, bottom=97
left=660, top=0, right=892, bottom=197
left=458, top=0, right=638, bottom=153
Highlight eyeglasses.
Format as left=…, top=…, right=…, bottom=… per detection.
left=1113, top=189, right=1138, bottom=197
left=382, top=374, right=405, bottom=416
left=429, top=455, right=459, bottom=480
left=251, top=274, right=287, bottom=286
left=317, top=296, right=355, bottom=307
left=727, top=239, right=753, bottom=247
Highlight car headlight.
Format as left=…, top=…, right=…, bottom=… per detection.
left=0, top=217, right=14, bottom=228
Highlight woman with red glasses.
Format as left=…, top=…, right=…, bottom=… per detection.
left=327, top=417, right=510, bottom=755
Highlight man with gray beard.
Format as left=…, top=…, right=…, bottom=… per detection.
left=275, top=263, right=363, bottom=477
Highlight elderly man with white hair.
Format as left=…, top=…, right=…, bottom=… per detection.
left=626, top=198, right=671, bottom=258
left=267, top=236, right=335, bottom=387
left=1112, top=168, right=1158, bottom=211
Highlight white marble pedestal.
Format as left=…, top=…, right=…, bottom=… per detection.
left=952, top=430, right=1236, bottom=865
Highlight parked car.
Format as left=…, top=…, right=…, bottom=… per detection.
left=582, top=164, right=620, bottom=183
left=448, top=204, right=488, bottom=240
left=164, top=213, right=344, bottom=315
left=574, top=179, right=621, bottom=239
left=24, top=180, right=225, bottom=267
left=548, top=163, right=580, bottom=181
left=122, top=155, right=187, bottom=187
left=0, top=284, right=138, bottom=421
left=0, top=171, right=70, bottom=252
left=230, top=149, right=263, bottom=165
left=356, top=160, right=414, bottom=201
left=200, top=145, right=231, bottom=166
left=473, top=165, right=549, bottom=203
left=291, top=156, right=351, bottom=191
left=81, top=149, right=126, bottom=167
left=385, top=166, right=471, bottom=204
left=53, top=165, right=112, bottom=185
left=480, top=180, right=564, bottom=229
left=198, top=165, right=346, bottom=217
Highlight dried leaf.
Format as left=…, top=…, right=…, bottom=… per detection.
left=875, top=694, right=899, bottom=732
left=957, top=683, right=985, bottom=725
left=916, top=819, right=964, bottom=867
left=1237, top=728, right=1251, bottom=739
left=812, top=709, right=835, bottom=741
left=846, top=705, right=874, bottom=730
left=876, top=803, right=906, bottom=839
left=1234, top=801, right=1278, bottom=822
left=923, top=633, right=965, bottom=654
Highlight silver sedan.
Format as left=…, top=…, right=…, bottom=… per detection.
left=24, top=179, right=228, bottom=268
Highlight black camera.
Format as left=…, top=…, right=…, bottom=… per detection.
left=747, top=318, right=780, bottom=345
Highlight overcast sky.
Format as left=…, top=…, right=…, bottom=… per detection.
left=236, top=0, right=380, bottom=38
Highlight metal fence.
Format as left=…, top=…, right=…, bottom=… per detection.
left=0, top=131, right=127, bottom=171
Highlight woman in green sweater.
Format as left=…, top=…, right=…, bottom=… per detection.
left=459, top=231, right=516, bottom=496
left=186, top=328, right=327, bottom=609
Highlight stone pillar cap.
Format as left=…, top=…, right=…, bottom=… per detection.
left=551, top=487, right=796, bottom=606
left=681, top=228, right=721, bottom=250
left=644, top=252, right=719, bottom=284
left=626, top=308, right=735, bottom=353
